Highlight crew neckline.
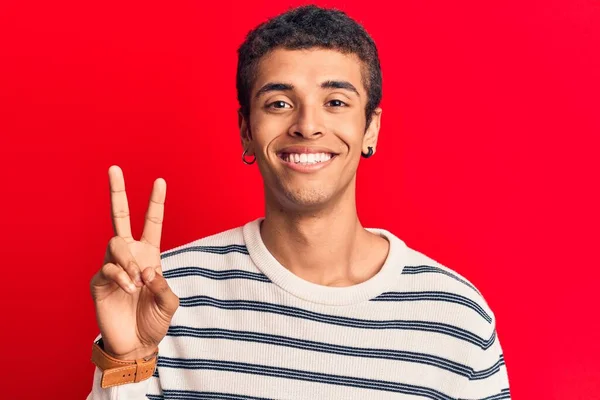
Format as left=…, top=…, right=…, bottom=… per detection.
left=242, top=218, right=407, bottom=306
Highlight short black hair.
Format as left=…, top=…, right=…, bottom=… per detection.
left=236, top=5, right=382, bottom=129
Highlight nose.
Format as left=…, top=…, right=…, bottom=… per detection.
left=287, top=104, right=324, bottom=139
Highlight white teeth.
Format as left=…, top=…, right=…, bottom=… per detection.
left=281, top=152, right=333, bottom=164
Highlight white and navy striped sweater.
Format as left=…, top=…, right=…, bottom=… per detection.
left=88, top=218, right=510, bottom=400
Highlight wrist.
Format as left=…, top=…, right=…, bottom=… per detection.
left=99, top=338, right=157, bottom=361
left=92, top=338, right=158, bottom=388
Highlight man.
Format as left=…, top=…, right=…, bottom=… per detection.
left=88, top=5, right=510, bottom=399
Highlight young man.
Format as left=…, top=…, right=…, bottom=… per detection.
left=88, top=5, right=510, bottom=399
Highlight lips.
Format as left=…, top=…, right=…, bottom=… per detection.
left=278, top=152, right=333, bottom=164
left=275, top=146, right=338, bottom=173
left=276, top=145, right=339, bottom=156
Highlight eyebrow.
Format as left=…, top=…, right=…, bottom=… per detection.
left=320, top=80, right=360, bottom=97
left=255, top=83, right=294, bottom=99
left=254, top=80, right=360, bottom=99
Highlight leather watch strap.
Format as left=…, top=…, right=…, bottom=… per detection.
left=91, top=338, right=159, bottom=388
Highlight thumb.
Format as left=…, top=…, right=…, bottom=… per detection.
left=142, top=266, right=179, bottom=316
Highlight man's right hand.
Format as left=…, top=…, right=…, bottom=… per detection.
left=90, top=165, right=179, bottom=360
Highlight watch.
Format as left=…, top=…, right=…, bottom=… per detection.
left=91, top=338, right=159, bottom=388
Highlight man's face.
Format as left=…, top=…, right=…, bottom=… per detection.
left=240, top=48, right=381, bottom=211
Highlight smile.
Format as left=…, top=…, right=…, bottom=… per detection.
left=277, top=152, right=336, bottom=172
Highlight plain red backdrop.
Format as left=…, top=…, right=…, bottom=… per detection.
left=0, top=0, right=599, bottom=398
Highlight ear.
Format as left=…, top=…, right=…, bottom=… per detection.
left=238, top=108, right=254, bottom=155
left=362, top=107, right=382, bottom=155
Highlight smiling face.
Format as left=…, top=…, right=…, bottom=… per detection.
left=240, top=48, right=382, bottom=211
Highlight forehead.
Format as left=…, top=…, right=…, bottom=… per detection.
left=252, top=48, right=365, bottom=95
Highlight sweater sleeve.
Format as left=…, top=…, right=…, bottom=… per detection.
left=458, top=326, right=511, bottom=400
left=86, top=335, right=163, bottom=400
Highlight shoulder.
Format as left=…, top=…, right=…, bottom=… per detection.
left=158, top=224, right=248, bottom=272
left=399, top=242, right=498, bottom=334
left=402, top=245, right=484, bottom=296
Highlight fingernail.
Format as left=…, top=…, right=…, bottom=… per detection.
left=128, top=283, right=137, bottom=292
left=147, top=268, right=156, bottom=282
left=135, top=274, right=143, bottom=286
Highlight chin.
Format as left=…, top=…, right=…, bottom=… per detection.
left=280, top=186, right=333, bottom=209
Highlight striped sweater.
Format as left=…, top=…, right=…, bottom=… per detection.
left=87, top=218, right=511, bottom=400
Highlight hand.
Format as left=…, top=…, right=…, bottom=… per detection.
left=90, top=165, right=179, bottom=360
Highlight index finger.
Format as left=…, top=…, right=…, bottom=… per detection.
left=108, top=165, right=133, bottom=241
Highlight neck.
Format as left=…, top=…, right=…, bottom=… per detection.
left=260, top=180, right=389, bottom=287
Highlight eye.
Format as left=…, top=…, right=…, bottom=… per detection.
left=267, top=100, right=292, bottom=109
left=326, top=99, right=348, bottom=107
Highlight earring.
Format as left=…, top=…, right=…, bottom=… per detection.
left=361, top=146, right=374, bottom=158
left=242, top=149, right=256, bottom=165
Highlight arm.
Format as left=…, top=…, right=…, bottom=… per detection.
left=86, top=367, right=156, bottom=400
left=458, top=327, right=511, bottom=400
left=87, top=166, right=178, bottom=399
left=86, top=334, right=163, bottom=400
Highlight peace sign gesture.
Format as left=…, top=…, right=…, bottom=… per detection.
left=90, top=165, right=179, bottom=361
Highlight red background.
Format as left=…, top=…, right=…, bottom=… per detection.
left=1, top=0, right=599, bottom=398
